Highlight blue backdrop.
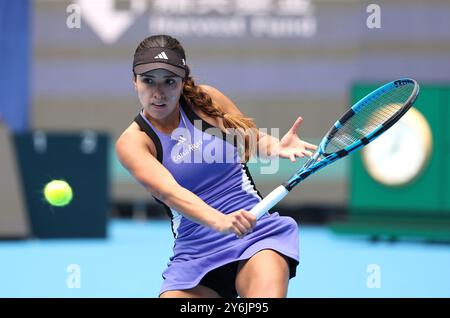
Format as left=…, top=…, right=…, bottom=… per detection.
left=0, top=0, right=30, bottom=132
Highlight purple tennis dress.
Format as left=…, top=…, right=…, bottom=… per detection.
left=134, top=100, right=299, bottom=296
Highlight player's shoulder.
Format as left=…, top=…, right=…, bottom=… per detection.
left=116, top=122, right=155, bottom=156
left=198, top=84, right=241, bottom=115
left=199, top=84, right=226, bottom=101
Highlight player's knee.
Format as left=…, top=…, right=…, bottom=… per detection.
left=159, top=290, right=178, bottom=298
left=160, top=285, right=221, bottom=298
left=240, top=277, right=287, bottom=298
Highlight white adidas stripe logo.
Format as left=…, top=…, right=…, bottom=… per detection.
left=154, top=51, right=169, bottom=60
left=178, top=136, right=187, bottom=144
left=171, top=135, right=187, bottom=144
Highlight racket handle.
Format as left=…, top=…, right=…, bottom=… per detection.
left=250, top=185, right=289, bottom=220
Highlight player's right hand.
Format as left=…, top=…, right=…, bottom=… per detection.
left=214, top=209, right=257, bottom=239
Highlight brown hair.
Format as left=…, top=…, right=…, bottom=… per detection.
left=133, top=35, right=257, bottom=161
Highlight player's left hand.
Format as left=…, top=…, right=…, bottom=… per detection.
left=278, top=117, right=318, bottom=162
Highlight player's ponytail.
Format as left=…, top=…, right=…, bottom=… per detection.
left=182, top=74, right=257, bottom=162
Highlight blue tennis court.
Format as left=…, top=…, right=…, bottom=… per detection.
left=1, top=220, right=449, bottom=298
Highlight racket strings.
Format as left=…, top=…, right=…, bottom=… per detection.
left=326, top=83, right=415, bottom=153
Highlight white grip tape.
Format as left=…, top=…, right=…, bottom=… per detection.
left=250, top=185, right=289, bottom=220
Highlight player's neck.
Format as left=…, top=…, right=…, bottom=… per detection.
left=145, top=105, right=180, bottom=134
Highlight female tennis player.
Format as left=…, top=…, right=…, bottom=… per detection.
left=116, top=35, right=317, bottom=298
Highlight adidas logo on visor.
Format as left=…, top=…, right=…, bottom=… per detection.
left=154, top=51, right=169, bottom=60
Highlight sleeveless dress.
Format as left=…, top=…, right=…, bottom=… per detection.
left=134, top=100, right=299, bottom=296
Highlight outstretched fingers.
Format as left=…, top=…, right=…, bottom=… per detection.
left=303, top=141, right=318, bottom=151
left=289, top=116, right=303, bottom=134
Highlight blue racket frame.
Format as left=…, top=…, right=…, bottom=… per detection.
left=251, top=78, right=419, bottom=220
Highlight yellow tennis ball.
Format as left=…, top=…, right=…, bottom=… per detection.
left=44, top=180, right=73, bottom=207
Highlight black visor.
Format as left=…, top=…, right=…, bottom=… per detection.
left=133, top=47, right=186, bottom=78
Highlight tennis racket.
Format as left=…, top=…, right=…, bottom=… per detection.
left=250, top=78, right=420, bottom=220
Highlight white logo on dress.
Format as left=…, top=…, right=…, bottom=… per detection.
left=177, top=136, right=187, bottom=144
